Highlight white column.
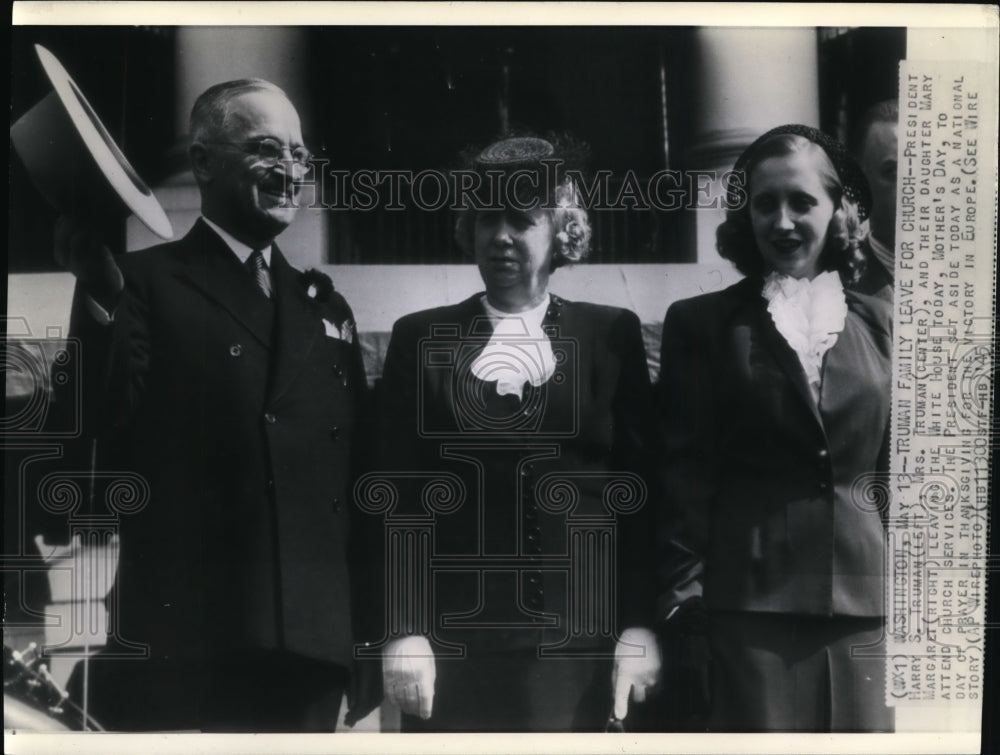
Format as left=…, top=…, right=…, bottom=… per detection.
left=128, top=28, right=327, bottom=268
left=690, top=28, right=820, bottom=263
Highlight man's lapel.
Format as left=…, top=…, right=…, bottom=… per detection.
left=268, top=245, right=321, bottom=403
left=176, top=219, right=275, bottom=348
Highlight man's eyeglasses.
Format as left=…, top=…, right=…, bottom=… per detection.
left=205, top=138, right=312, bottom=171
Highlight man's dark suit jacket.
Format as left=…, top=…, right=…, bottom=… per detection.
left=96, top=219, right=371, bottom=666
left=373, top=293, right=656, bottom=656
left=656, top=276, right=892, bottom=621
left=853, top=238, right=894, bottom=301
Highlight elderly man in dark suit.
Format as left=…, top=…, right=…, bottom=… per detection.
left=58, top=79, right=378, bottom=732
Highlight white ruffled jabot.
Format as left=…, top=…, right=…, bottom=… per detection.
left=762, top=271, right=847, bottom=402
left=470, top=295, right=556, bottom=400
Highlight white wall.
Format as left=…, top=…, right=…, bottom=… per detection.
left=8, top=262, right=742, bottom=386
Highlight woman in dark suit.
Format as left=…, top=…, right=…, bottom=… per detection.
left=656, top=125, right=894, bottom=731
left=371, top=136, right=659, bottom=731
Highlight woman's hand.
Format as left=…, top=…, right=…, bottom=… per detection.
left=383, top=635, right=436, bottom=720
left=612, top=626, right=662, bottom=720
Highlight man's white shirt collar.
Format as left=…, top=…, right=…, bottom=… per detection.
left=202, top=216, right=272, bottom=266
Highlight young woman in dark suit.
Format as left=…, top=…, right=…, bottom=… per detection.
left=371, top=136, right=660, bottom=731
left=657, top=125, right=894, bottom=731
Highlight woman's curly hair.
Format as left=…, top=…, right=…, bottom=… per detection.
left=453, top=133, right=593, bottom=271
left=717, top=133, right=868, bottom=284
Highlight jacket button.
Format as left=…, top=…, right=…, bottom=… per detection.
left=264, top=413, right=276, bottom=424
left=229, top=344, right=242, bottom=357
left=331, top=426, right=340, bottom=440
left=333, top=364, right=344, bottom=377
left=332, top=497, right=341, bottom=512
left=267, top=479, right=274, bottom=490
left=818, top=480, right=829, bottom=491
left=818, top=448, right=829, bottom=459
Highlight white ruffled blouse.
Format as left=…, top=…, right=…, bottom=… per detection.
left=761, top=271, right=848, bottom=404
left=470, top=294, right=556, bottom=400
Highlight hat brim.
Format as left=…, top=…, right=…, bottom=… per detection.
left=13, top=45, right=173, bottom=240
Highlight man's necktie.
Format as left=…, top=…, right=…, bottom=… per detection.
left=248, top=249, right=272, bottom=299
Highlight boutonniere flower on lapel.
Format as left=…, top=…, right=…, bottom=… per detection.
left=302, top=268, right=335, bottom=303
left=300, top=269, right=355, bottom=344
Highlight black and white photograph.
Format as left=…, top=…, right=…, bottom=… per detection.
left=4, top=3, right=997, bottom=753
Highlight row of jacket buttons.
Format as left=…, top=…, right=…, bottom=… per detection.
left=545, top=296, right=564, bottom=321
left=230, top=343, right=346, bottom=388
left=241, top=330, right=344, bottom=505
left=263, top=413, right=341, bottom=443
left=521, top=462, right=544, bottom=612
left=525, top=572, right=543, bottom=610
left=261, top=409, right=342, bottom=512
left=817, top=448, right=831, bottom=492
